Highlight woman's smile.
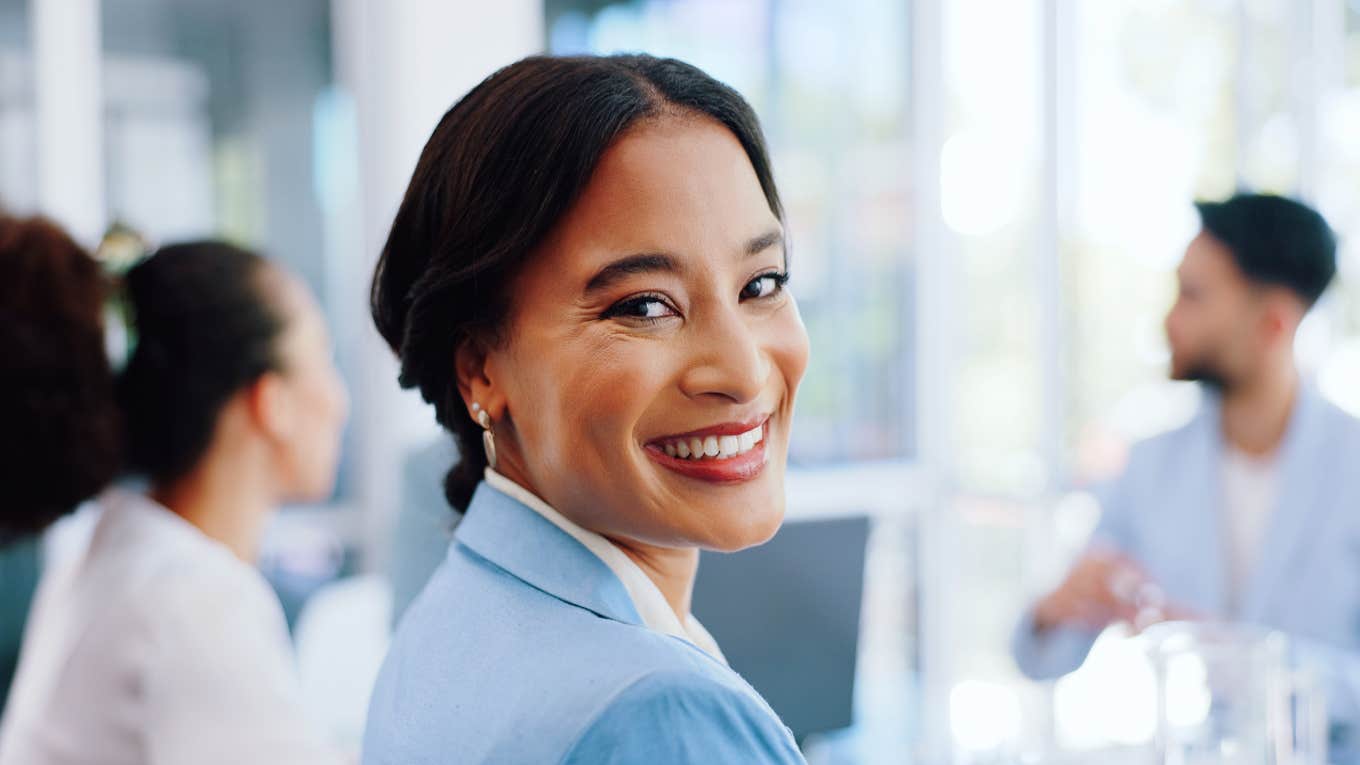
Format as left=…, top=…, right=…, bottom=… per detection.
left=643, top=416, right=771, bottom=484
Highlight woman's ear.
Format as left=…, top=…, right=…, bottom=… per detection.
left=455, top=336, right=507, bottom=423
left=246, top=371, right=297, bottom=443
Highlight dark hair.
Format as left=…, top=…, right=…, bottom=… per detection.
left=370, top=54, right=784, bottom=513
left=0, top=230, right=288, bottom=542
left=1195, top=193, right=1338, bottom=307
left=0, top=215, right=121, bottom=543
left=118, top=242, right=287, bottom=483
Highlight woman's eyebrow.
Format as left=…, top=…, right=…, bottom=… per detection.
left=584, top=252, right=680, bottom=295
left=583, top=229, right=784, bottom=295
left=745, top=229, right=783, bottom=257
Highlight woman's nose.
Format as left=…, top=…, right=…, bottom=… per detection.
left=678, top=306, right=770, bottom=404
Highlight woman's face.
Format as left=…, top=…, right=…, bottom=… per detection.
left=266, top=271, right=350, bottom=502
left=466, top=116, right=809, bottom=552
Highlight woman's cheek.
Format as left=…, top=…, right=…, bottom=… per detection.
left=770, top=305, right=811, bottom=394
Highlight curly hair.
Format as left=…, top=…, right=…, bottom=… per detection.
left=0, top=215, right=122, bottom=543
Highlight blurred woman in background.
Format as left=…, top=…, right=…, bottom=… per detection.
left=0, top=215, right=348, bottom=765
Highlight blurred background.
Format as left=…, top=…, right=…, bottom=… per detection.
left=2, top=0, right=1359, bottom=762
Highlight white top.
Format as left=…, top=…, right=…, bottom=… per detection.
left=484, top=469, right=726, bottom=663
left=0, top=490, right=341, bottom=765
left=1220, top=446, right=1280, bottom=614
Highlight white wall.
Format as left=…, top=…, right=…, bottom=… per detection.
left=31, top=0, right=104, bottom=245
left=330, top=0, right=544, bottom=572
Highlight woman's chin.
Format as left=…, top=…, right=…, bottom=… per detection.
left=651, top=459, right=789, bottom=551
left=700, top=500, right=785, bottom=553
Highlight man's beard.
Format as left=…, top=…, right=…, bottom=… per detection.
left=1174, top=359, right=1233, bottom=394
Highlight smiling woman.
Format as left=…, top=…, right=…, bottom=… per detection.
left=363, top=54, right=810, bottom=763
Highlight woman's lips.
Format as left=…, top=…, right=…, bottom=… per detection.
left=643, top=419, right=770, bottom=484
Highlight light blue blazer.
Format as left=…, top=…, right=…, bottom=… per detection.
left=362, top=481, right=805, bottom=764
left=1013, top=385, right=1360, bottom=755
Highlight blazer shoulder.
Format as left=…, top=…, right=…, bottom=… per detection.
left=368, top=518, right=786, bottom=763
left=560, top=667, right=801, bottom=764
left=1120, top=415, right=1202, bottom=478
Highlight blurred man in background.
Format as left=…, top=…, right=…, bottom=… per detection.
left=1013, top=193, right=1360, bottom=756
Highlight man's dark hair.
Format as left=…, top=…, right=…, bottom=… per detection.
left=1195, top=193, right=1337, bottom=307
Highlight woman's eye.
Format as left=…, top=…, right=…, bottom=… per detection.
left=603, top=295, right=677, bottom=321
left=741, top=272, right=790, bottom=301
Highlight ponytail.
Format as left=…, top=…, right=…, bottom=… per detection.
left=117, top=241, right=286, bottom=484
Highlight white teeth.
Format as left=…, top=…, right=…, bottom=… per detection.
left=658, top=423, right=767, bottom=462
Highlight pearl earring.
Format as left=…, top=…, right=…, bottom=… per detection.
left=472, top=403, right=497, bottom=470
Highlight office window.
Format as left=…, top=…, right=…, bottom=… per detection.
left=1064, top=0, right=1240, bottom=484
left=935, top=1, right=1047, bottom=759
left=943, top=0, right=1045, bottom=496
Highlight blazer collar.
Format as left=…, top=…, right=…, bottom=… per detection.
left=453, top=480, right=644, bottom=627
left=1195, top=384, right=1333, bottom=620
left=1238, top=383, right=1332, bottom=621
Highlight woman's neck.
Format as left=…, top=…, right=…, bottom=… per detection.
left=150, top=449, right=276, bottom=563
left=608, top=537, right=700, bottom=622
left=492, top=459, right=701, bottom=623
